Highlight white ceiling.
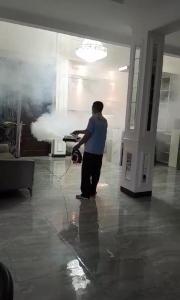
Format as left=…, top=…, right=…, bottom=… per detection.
left=0, top=0, right=180, bottom=49
left=0, top=19, right=180, bottom=78
left=0, top=20, right=130, bottom=80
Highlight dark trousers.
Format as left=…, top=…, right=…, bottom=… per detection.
left=81, top=152, right=103, bottom=198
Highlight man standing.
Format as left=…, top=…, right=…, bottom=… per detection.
left=72, top=101, right=108, bottom=200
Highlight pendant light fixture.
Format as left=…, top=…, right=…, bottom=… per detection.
left=76, top=39, right=107, bottom=63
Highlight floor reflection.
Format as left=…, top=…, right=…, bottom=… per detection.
left=67, top=258, right=90, bottom=292
left=79, top=199, right=99, bottom=274
left=59, top=199, right=99, bottom=277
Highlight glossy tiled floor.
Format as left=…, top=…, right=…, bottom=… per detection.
left=1, top=158, right=180, bottom=299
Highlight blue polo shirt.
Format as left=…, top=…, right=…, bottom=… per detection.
left=85, top=115, right=108, bottom=155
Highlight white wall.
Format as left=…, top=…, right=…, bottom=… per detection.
left=0, top=21, right=57, bottom=107
left=157, top=55, right=180, bottom=133
left=163, top=56, right=180, bottom=76
left=0, top=21, right=56, bottom=63
left=167, top=75, right=180, bottom=131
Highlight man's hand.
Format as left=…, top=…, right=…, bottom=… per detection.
left=71, top=130, right=87, bottom=136
left=73, top=143, right=80, bottom=152
left=73, top=130, right=91, bottom=151
left=71, top=131, right=79, bottom=136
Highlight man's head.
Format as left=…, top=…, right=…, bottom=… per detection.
left=92, top=101, right=104, bottom=114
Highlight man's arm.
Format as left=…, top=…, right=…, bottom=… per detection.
left=73, top=117, right=94, bottom=151
left=73, top=131, right=92, bottom=151
left=71, top=130, right=87, bottom=136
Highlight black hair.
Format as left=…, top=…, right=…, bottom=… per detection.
left=92, top=101, right=104, bottom=113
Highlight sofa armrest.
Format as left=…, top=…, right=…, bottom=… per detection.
left=0, top=159, right=35, bottom=192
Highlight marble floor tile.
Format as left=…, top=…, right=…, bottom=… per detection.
left=1, top=158, right=180, bottom=299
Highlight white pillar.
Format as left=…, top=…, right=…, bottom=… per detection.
left=52, top=34, right=68, bottom=157
left=121, top=31, right=164, bottom=197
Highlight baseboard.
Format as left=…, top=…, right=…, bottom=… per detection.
left=51, top=154, right=66, bottom=158
left=120, top=186, right=152, bottom=198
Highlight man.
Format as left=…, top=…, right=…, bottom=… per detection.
left=72, top=101, right=108, bottom=200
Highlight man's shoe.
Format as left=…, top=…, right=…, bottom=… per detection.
left=76, top=194, right=89, bottom=201
left=90, top=192, right=97, bottom=198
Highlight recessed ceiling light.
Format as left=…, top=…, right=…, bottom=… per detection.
left=118, top=65, right=129, bottom=72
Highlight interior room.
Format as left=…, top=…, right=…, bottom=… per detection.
left=1, top=7, right=180, bottom=299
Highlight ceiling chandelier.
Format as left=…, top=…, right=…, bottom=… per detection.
left=76, top=39, right=107, bottom=63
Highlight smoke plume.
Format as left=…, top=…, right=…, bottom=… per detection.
left=31, top=111, right=88, bottom=141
